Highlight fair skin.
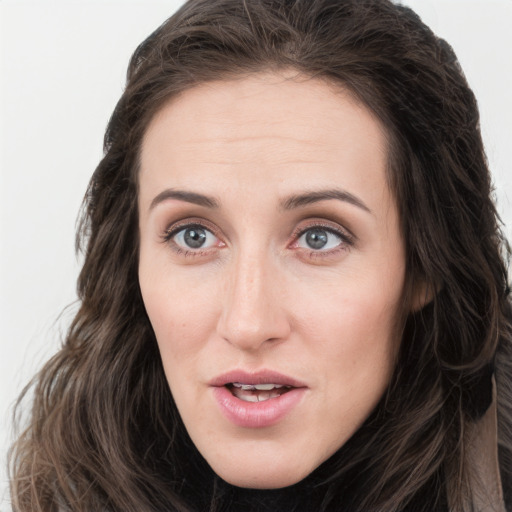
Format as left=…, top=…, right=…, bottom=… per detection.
left=138, top=73, right=414, bottom=489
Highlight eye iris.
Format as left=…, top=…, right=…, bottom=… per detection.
left=305, top=229, right=328, bottom=249
left=184, top=227, right=207, bottom=248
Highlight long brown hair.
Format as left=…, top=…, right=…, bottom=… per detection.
left=9, top=1, right=512, bottom=511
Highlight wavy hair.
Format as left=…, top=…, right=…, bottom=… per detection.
left=9, top=0, right=512, bottom=511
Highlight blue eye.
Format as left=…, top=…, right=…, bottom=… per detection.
left=172, top=225, right=218, bottom=250
left=297, top=227, right=344, bottom=251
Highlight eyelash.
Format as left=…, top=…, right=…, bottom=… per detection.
left=291, top=222, right=355, bottom=258
left=161, top=220, right=222, bottom=258
left=161, top=219, right=355, bottom=259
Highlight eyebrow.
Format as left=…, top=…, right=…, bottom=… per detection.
left=281, top=189, right=371, bottom=214
left=149, top=189, right=219, bottom=211
left=149, top=187, right=371, bottom=214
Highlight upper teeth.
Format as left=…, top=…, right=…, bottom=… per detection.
left=232, top=383, right=285, bottom=391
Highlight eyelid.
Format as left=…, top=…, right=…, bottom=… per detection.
left=160, top=217, right=354, bottom=259
left=292, top=219, right=355, bottom=242
left=161, top=218, right=225, bottom=256
left=289, top=219, right=355, bottom=254
left=163, top=217, right=222, bottom=240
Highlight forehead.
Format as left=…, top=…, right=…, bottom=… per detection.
left=141, top=73, right=387, bottom=161
left=138, top=73, right=391, bottom=213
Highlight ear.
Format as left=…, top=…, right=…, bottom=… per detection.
left=410, top=277, right=438, bottom=312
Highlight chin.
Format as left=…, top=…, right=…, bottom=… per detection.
left=208, top=456, right=316, bottom=490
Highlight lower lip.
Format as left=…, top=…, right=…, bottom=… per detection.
left=212, top=386, right=307, bottom=428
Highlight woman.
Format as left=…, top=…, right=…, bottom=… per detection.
left=9, top=0, right=512, bottom=511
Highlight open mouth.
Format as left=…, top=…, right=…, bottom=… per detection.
left=226, top=382, right=293, bottom=403
left=212, top=374, right=307, bottom=427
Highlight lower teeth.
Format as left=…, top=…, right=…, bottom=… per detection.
left=230, top=387, right=284, bottom=402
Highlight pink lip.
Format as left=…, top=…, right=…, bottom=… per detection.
left=210, top=370, right=308, bottom=428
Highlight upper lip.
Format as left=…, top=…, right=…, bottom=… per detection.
left=209, top=369, right=307, bottom=388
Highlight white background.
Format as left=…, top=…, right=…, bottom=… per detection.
left=1, top=0, right=511, bottom=509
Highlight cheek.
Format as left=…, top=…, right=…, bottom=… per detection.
left=292, top=269, right=404, bottom=397
left=138, top=264, right=219, bottom=367
left=294, top=269, right=404, bottom=345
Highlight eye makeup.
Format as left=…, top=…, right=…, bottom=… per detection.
left=160, top=217, right=225, bottom=258
left=160, top=215, right=355, bottom=262
left=289, top=219, right=355, bottom=260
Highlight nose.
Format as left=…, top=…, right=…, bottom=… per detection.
left=216, top=253, right=291, bottom=351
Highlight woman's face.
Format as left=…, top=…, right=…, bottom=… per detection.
left=138, top=73, right=411, bottom=489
